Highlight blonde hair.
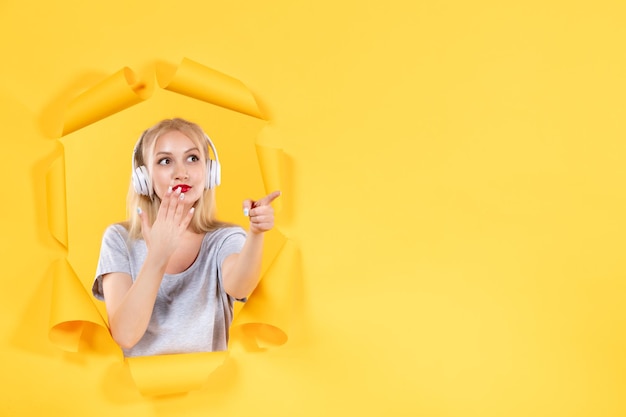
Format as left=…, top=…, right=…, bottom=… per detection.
left=125, top=118, right=230, bottom=240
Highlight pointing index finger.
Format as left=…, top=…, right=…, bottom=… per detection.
left=254, top=190, right=281, bottom=207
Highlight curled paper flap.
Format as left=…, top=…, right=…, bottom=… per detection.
left=258, top=228, right=287, bottom=279
left=156, top=58, right=264, bottom=119
left=255, top=144, right=284, bottom=213
left=126, top=351, right=228, bottom=397
left=46, top=155, right=68, bottom=247
left=49, top=258, right=108, bottom=352
left=62, top=67, right=147, bottom=135
left=232, top=239, right=299, bottom=349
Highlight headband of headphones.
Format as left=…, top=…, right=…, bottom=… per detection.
left=131, top=128, right=221, bottom=197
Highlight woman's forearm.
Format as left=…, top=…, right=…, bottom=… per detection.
left=222, top=232, right=265, bottom=300
left=107, top=251, right=168, bottom=349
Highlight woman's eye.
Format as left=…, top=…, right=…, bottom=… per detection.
left=188, top=155, right=200, bottom=162
left=158, top=158, right=170, bottom=165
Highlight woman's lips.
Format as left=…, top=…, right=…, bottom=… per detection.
left=172, top=185, right=191, bottom=193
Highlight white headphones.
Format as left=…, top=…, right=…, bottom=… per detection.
left=131, top=129, right=221, bottom=197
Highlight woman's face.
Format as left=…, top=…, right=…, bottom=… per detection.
left=149, top=130, right=206, bottom=204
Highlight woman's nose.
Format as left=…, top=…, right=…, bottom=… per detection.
left=174, top=166, right=189, bottom=180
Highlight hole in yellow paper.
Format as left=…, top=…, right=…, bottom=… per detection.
left=46, top=58, right=298, bottom=397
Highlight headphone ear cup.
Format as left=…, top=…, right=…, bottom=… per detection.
left=133, top=166, right=151, bottom=196
left=206, top=160, right=213, bottom=189
left=213, top=160, right=221, bottom=187
left=132, top=167, right=142, bottom=194
left=206, top=159, right=221, bottom=189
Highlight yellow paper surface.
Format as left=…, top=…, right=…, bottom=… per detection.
left=47, top=58, right=298, bottom=396
left=126, top=351, right=228, bottom=397
left=45, top=155, right=68, bottom=247
left=4, top=2, right=626, bottom=415
left=255, top=144, right=284, bottom=213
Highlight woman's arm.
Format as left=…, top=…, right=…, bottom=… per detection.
left=222, top=191, right=281, bottom=299
left=103, top=187, right=194, bottom=349
left=102, top=251, right=169, bottom=349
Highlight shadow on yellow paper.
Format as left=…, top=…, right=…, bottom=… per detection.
left=46, top=57, right=299, bottom=397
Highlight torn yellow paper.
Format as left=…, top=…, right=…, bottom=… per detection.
left=255, top=144, right=285, bottom=213
left=231, top=239, right=299, bottom=349
left=62, top=67, right=147, bottom=135
left=47, top=57, right=300, bottom=396
left=127, top=351, right=228, bottom=397
left=157, top=58, right=264, bottom=120
left=46, top=155, right=67, bottom=247
left=48, top=258, right=108, bottom=352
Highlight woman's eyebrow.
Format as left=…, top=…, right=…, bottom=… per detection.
left=155, top=147, right=200, bottom=156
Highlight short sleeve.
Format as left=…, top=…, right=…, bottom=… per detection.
left=215, top=228, right=247, bottom=301
left=92, top=225, right=132, bottom=300
left=216, top=228, right=246, bottom=267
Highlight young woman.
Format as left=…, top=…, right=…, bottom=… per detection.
left=92, top=118, right=280, bottom=357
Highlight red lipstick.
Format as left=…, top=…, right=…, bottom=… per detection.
left=172, top=184, right=191, bottom=193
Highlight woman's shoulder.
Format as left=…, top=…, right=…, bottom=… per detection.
left=101, top=222, right=132, bottom=243
left=204, top=224, right=246, bottom=242
left=105, top=222, right=129, bottom=234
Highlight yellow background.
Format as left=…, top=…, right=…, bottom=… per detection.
left=1, top=1, right=626, bottom=416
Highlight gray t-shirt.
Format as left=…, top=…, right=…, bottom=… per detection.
left=92, top=223, right=246, bottom=357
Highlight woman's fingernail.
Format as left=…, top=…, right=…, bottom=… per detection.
left=179, top=193, right=185, bottom=200
left=137, top=207, right=142, bottom=215
left=167, top=186, right=173, bottom=194
left=243, top=208, right=249, bottom=217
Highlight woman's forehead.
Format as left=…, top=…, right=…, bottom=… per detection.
left=153, top=130, right=199, bottom=150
